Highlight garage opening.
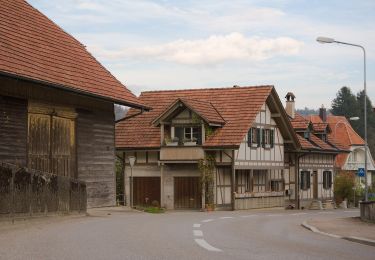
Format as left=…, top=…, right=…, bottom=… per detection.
left=133, top=177, right=161, bottom=207
left=174, top=177, right=202, bottom=209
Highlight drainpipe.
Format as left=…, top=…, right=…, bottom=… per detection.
left=231, top=149, right=236, bottom=211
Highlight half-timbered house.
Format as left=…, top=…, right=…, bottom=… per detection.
left=307, top=114, right=375, bottom=188
left=0, top=0, right=147, bottom=208
left=284, top=94, right=348, bottom=209
left=116, top=86, right=299, bottom=210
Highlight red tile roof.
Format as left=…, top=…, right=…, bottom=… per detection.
left=153, top=98, right=225, bottom=126
left=116, top=85, right=288, bottom=149
left=0, top=0, right=145, bottom=108
left=290, top=113, right=310, bottom=130
left=290, top=113, right=347, bottom=153
left=326, top=116, right=365, bottom=146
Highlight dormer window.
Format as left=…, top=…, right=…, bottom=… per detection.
left=184, top=127, right=200, bottom=141
left=304, top=131, right=310, bottom=140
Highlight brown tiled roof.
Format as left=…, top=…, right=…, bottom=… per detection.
left=291, top=113, right=345, bottom=153
left=153, top=98, right=225, bottom=126
left=296, top=134, right=319, bottom=150
left=181, top=98, right=225, bottom=125
left=0, top=0, right=145, bottom=108
left=326, top=116, right=365, bottom=146
left=116, top=85, right=276, bottom=148
left=290, top=113, right=310, bottom=130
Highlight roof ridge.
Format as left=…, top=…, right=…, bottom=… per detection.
left=141, top=85, right=274, bottom=94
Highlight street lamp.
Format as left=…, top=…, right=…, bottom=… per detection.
left=317, top=36, right=368, bottom=201
left=128, top=156, right=136, bottom=208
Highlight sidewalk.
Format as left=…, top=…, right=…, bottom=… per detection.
left=303, top=217, right=375, bottom=246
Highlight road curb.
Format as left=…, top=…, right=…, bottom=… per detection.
left=301, top=221, right=375, bottom=247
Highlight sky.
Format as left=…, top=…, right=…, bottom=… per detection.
left=29, top=0, right=375, bottom=109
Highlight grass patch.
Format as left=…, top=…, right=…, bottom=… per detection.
left=143, top=207, right=165, bottom=214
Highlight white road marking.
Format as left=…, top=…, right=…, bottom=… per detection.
left=219, top=216, right=234, bottom=219
left=194, top=239, right=222, bottom=252
left=193, top=230, right=203, bottom=237
left=202, top=219, right=214, bottom=223
left=193, top=224, right=201, bottom=228
left=317, top=211, right=334, bottom=214
left=291, top=213, right=308, bottom=216
left=266, top=214, right=284, bottom=217
left=240, top=215, right=256, bottom=218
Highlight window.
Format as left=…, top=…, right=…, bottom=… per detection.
left=304, top=131, right=310, bottom=140
left=323, top=171, right=332, bottom=189
left=247, top=128, right=260, bottom=147
left=253, top=170, right=267, bottom=192
left=176, top=126, right=201, bottom=144
left=300, top=171, right=311, bottom=190
left=270, top=180, right=284, bottom=192
left=236, top=170, right=252, bottom=193
left=262, top=129, right=274, bottom=148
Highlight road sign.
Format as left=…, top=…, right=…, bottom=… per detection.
left=358, top=168, right=365, bottom=177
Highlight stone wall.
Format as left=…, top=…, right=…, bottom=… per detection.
left=360, top=201, right=375, bottom=222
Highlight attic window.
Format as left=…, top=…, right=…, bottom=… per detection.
left=304, top=131, right=310, bottom=140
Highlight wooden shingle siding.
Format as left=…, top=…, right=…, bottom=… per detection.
left=0, top=95, right=27, bottom=166
left=76, top=108, right=116, bottom=208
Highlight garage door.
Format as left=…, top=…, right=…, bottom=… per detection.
left=133, top=177, right=160, bottom=207
left=174, top=177, right=202, bottom=209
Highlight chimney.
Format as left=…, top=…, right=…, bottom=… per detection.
left=285, top=92, right=296, bottom=119
left=319, top=105, right=327, bottom=122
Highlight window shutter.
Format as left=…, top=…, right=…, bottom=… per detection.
left=270, top=129, right=275, bottom=148
left=262, top=129, right=265, bottom=148
left=247, top=128, right=252, bottom=147
left=307, top=172, right=311, bottom=189
left=329, top=172, right=332, bottom=188
left=257, top=128, right=261, bottom=147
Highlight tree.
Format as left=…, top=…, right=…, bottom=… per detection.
left=331, top=86, right=359, bottom=118
left=356, top=90, right=375, bottom=156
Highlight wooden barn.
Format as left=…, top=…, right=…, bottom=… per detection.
left=0, top=0, right=146, bottom=208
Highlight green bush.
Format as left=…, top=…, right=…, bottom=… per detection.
left=144, top=207, right=165, bottom=214
left=334, top=171, right=356, bottom=204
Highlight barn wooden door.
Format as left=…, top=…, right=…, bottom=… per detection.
left=28, top=114, right=51, bottom=173
left=28, top=111, right=75, bottom=178
left=174, top=177, right=201, bottom=209
left=133, top=177, right=161, bottom=207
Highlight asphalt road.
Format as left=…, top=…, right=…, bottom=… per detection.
left=0, top=208, right=374, bottom=260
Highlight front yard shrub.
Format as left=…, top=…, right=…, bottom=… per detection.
left=334, top=171, right=356, bottom=204
left=199, top=155, right=215, bottom=209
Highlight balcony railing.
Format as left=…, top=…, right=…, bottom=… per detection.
left=160, top=146, right=205, bottom=161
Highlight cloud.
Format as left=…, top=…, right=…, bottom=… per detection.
left=89, top=33, right=303, bottom=65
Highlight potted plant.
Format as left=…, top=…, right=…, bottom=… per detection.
left=184, top=137, right=197, bottom=146
left=165, top=136, right=179, bottom=146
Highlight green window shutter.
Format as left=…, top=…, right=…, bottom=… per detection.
left=247, top=128, right=252, bottom=147
left=262, top=129, right=265, bottom=148
left=270, top=129, right=275, bottom=148
left=307, top=172, right=311, bottom=189
left=256, top=128, right=261, bottom=147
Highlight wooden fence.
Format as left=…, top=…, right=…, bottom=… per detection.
left=0, top=162, right=86, bottom=220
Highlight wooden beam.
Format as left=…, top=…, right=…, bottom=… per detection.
left=271, top=113, right=281, bottom=118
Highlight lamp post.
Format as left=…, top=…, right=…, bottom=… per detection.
left=317, top=36, right=368, bottom=201
left=128, top=156, right=136, bottom=208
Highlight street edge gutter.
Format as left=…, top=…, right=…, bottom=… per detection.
left=301, top=221, right=375, bottom=247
